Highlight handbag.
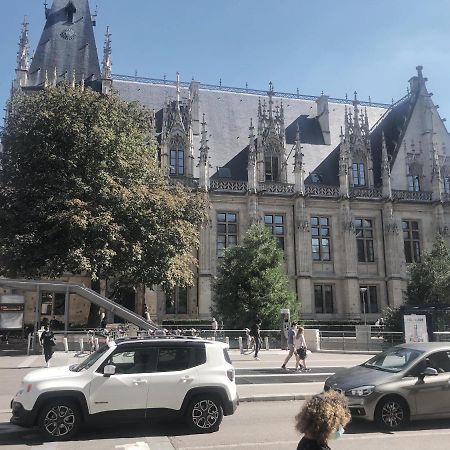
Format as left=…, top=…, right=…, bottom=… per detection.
left=297, top=347, right=307, bottom=359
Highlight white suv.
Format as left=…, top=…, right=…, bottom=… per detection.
left=11, top=336, right=238, bottom=441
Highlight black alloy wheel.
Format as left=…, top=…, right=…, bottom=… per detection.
left=38, top=400, right=81, bottom=441
left=375, top=396, right=409, bottom=430
left=187, top=396, right=223, bottom=433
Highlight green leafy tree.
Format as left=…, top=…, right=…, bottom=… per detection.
left=0, top=85, right=207, bottom=317
left=406, top=236, right=450, bottom=305
left=212, top=223, right=297, bottom=328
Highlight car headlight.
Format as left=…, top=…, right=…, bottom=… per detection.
left=346, top=385, right=375, bottom=397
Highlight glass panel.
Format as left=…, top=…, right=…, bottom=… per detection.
left=357, top=240, right=365, bottom=262
left=273, top=157, right=279, bottom=182
left=324, top=286, right=333, bottom=313
left=356, top=229, right=363, bottom=238
left=310, top=217, right=319, bottom=226
left=228, top=224, right=237, bottom=234
left=365, top=230, right=373, bottom=238
left=275, top=226, right=284, bottom=235
left=320, top=228, right=329, bottom=236
left=311, top=227, right=319, bottom=236
left=404, top=242, right=412, bottom=263
left=217, top=235, right=226, bottom=243
left=402, top=221, right=408, bottom=229
left=322, top=248, right=330, bottom=261
left=413, top=241, right=421, bottom=262
left=217, top=213, right=226, bottom=222
left=228, top=236, right=237, bottom=245
left=314, top=285, right=323, bottom=313
left=363, top=219, right=372, bottom=228
left=319, top=217, right=329, bottom=226
left=367, top=241, right=374, bottom=262
left=177, top=288, right=188, bottom=314
left=274, top=215, right=283, bottom=224
left=412, top=231, right=419, bottom=240
left=227, top=213, right=237, bottom=223
left=354, top=219, right=362, bottom=228
left=217, top=242, right=225, bottom=250
left=411, top=221, right=419, bottom=230
left=217, top=224, right=226, bottom=233
left=264, top=215, right=273, bottom=224
left=359, top=163, right=365, bottom=185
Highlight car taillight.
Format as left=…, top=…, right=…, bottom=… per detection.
left=227, top=369, right=235, bottom=382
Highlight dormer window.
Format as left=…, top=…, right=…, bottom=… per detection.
left=265, top=155, right=279, bottom=182
left=66, top=1, right=77, bottom=24
left=408, top=175, right=420, bottom=192
left=444, top=176, right=450, bottom=194
left=352, top=162, right=366, bottom=186
left=169, top=135, right=185, bottom=176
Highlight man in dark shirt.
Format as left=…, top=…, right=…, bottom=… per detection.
left=250, top=317, right=262, bottom=360
left=39, top=325, right=55, bottom=368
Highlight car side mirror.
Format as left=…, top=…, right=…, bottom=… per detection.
left=419, top=367, right=438, bottom=379
left=103, top=364, right=116, bottom=377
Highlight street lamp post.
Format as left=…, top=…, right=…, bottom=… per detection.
left=360, top=287, right=368, bottom=325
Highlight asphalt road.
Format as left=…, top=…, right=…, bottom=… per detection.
left=2, top=401, right=450, bottom=449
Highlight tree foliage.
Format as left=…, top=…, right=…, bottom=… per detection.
left=0, top=85, right=207, bottom=291
left=212, top=223, right=297, bottom=329
left=406, top=236, right=450, bottom=306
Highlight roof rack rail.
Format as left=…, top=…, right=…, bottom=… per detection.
left=114, top=335, right=203, bottom=343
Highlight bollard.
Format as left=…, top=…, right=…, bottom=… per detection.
left=79, top=337, right=84, bottom=354
left=63, top=337, right=69, bottom=353
left=95, top=337, right=99, bottom=351
left=27, top=333, right=32, bottom=355
left=238, top=336, right=243, bottom=354
left=225, top=336, right=229, bottom=346
left=265, top=336, right=269, bottom=350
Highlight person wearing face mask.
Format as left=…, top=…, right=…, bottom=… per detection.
left=294, top=391, right=350, bottom=450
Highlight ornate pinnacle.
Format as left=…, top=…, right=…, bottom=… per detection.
left=176, top=72, right=181, bottom=104
left=17, top=17, right=29, bottom=72
left=199, top=113, right=209, bottom=164
left=381, top=131, right=390, bottom=176
left=268, top=81, right=274, bottom=120
left=294, top=122, right=304, bottom=171
left=102, top=26, right=112, bottom=79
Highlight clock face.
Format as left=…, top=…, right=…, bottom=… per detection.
left=60, top=28, right=76, bottom=40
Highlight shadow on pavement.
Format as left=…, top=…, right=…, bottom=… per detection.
left=346, top=417, right=450, bottom=435
left=0, top=420, right=199, bottom=446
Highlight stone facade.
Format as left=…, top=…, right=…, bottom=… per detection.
left=6, top=0, right=450, bottom=324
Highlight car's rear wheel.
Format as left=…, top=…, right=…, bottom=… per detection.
left=38, top=399, right=81, bottom=441
left=375, top=396, right=409, bottom=430
left=186, top=395, right=223, bottom=433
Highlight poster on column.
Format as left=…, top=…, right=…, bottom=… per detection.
left=404, top=314, right=428, bottom=343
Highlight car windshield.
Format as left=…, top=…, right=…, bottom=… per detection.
left=70, top=344, right=111, bottom=372
left=362, top=346, right=424, bottom=373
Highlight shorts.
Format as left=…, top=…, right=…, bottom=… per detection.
left=296, top=347, right=307, bottom=359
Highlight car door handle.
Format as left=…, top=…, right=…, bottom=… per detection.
left=132, top=379, right=147, bottom=386
left=181, top=375, right=194, bottom=383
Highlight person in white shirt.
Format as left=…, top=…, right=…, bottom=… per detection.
left=294, top=327, right=310, bottom=371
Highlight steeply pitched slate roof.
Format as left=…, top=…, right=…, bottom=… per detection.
left=28, top=0, right=100, bottom=86
left=307, top=94, right=415, bottom=186
left=113, top=80, right=388, bottom=183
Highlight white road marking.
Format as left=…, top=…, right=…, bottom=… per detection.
left=115, top=443, right=151, bottom=450
left=17, top=356, right=41, bottom=368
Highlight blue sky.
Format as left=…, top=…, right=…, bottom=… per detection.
left=1, top=0, right=450, bottom=123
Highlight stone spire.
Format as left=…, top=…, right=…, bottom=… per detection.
left=29, top=0, right=100, bottom=87
left=15, top=17, right=29, bottom=87
left=381, top=131, right=392, bottom=199
left=339, top=126, right=350, bottom=198
left=268, top=81, right=274, bottom=121
left=102, top=26, right=112, bottom=80
left=247, top=118, right=257, bottom=192
left=431, top=141, right=443, bottom=202
left=198, top=114, right=210, bottom=191
left=293, top=122, right=305, bottom=195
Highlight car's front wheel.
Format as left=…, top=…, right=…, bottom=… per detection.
left=375, top=396, right=409, bottom=430
left=186, top=395, right=223, bottom=433
left=37, top=399, right=81, bottom=441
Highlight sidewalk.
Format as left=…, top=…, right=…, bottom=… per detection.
left=229, top=348, right=370, bottom=402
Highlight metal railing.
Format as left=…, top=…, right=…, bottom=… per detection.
left=112, top=73, right=391, bottom=108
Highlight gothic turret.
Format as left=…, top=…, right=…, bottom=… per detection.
left=28, top=0, right=100, bottom=87
left=101, top=27, right=112, bottom=94
left=293, top=122, right=305, bottom=195
left=381, top=131, right=392, bottom=199
left=247, top=119, right=257, bottom=192
left=198, top=114, right=210, bottom=191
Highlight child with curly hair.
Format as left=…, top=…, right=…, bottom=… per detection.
left=294, top=391, right=351, bottom=449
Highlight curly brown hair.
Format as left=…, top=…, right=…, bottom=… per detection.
left=295, top=391, right=351, bottom=444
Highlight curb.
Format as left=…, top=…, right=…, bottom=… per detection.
left=239, top=394, right=315, bottom=402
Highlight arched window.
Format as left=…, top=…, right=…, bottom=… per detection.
left=169, top=136, right=185, bottom=176
left=352, top=162, right=366, bottom=186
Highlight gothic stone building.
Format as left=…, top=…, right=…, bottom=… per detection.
left=7, top=0, right=450, bottom=325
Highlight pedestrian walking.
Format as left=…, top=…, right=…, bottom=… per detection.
left=295, top=390, right=351, bottom=450
left=294, top=326, right=310, bottom=371
left=281, top=321, right=297, bottom=370
left=211, top=317, right=218, bottom=338
left=39, top=324, right=56, bottom=368
left=250, top=317, right=262, bottom=360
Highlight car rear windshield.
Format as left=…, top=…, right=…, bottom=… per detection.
left=362, top=347, right=424, bottom=373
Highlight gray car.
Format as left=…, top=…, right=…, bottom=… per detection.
left=324, top=342, right=450, bottom=430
